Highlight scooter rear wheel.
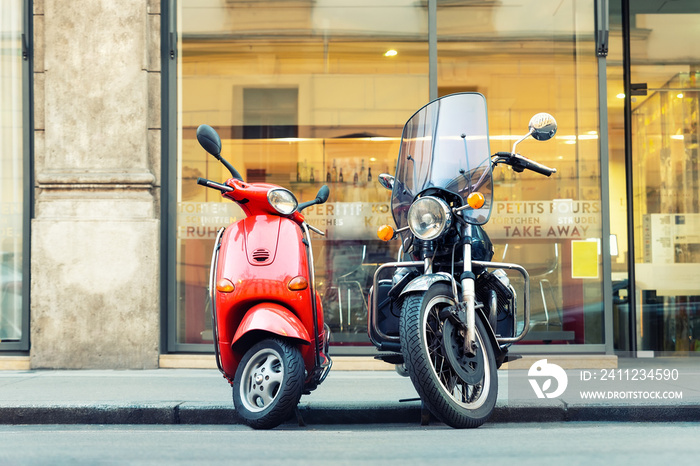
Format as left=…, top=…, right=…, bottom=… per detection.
left=232, top=338, right=305, bottom=429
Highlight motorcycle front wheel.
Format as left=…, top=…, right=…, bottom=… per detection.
left=232, top=338, right=305, bottom=429
left=399, top=283, right=497, bottom=428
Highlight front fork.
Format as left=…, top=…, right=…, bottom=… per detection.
left=421, top=224, right=477, bottom=356
left=461, top=224, right=477, bottom=356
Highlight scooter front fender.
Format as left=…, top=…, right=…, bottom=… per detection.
left=231, top=303, right=312, bottom=348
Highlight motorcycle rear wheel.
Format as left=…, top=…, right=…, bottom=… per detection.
left=232, top=338, right=305, bottom=429
left=399, top=283, right=497, bottom=428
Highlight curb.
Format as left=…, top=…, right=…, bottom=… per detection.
left=2, top=403, right=699, bottom=426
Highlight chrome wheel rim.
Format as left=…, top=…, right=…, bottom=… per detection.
left=238, top=347, right=285, bottom=413
left=421, top=295, right=491, bottom=409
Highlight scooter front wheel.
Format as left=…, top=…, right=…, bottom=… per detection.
left=232, top=338, right=305, bottom=429
left=399, top=283, right=497, bottom=428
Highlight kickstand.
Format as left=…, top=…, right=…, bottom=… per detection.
left=420, top=401, right=431, bottom=426
left=295, top=407, right=307, bottom=427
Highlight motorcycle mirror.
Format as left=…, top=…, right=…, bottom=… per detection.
left=378, top=173, right=395, bottom=191
left=196, top=124, right=222, bottom=157
left=528, top=113, right=557, bottom=141
left=316, top=185, right=330, bottom=203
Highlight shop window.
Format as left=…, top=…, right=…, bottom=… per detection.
left=437, top=0, right=604, bottom=346
left=173, top=0, right=429, bottom=350
left=171, top=0, right=605, bottom=352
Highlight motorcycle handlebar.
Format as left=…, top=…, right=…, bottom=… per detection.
left=197, top=177, right=234, bottom=193
left=494, top=152, right=557, bottom=177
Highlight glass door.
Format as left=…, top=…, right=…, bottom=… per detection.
left=626, top=1, right=700, bottom=353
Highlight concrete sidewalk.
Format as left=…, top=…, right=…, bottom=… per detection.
left=1, top=357, right=699, bottom=426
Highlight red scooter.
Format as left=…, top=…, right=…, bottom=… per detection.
left=195, top=124, right=332, bottom=429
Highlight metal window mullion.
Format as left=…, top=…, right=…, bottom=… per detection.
left=621, top=0, right=637, bottom=353
left=428, top=0, right=437, bottom=100
left=162, top=0, right=179, bottom=353
left=598, top=61, right=615, bottom=354
left=12, top=0, right=34, bottom=352
left=595, top=0, right=614, bottom=354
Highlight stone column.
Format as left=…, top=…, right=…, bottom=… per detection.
left=30, top=0, right=161, bottom=368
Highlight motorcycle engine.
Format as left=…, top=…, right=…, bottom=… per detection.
left=475, top=269, right=515, bottom=338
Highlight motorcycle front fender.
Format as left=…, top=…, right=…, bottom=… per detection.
left=231, top=303, right=312, bottom=348
left=398, top=272, right=454, bottom=298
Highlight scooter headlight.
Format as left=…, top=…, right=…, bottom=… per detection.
left=267, top=188, right=298, bottom=215
left=407, top=196, right=452, bottom=241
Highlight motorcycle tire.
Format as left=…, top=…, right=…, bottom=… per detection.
left=399, top=283, right=497, bottom=428
left=232, top=338, right=305, bottom=429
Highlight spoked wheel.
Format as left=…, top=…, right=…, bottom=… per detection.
left=399, top=283, right=497, bottom=428
left=232, top=338, right=305, bottom=429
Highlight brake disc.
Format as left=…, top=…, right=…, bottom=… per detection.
left=441, top=319, right=485, bottom=385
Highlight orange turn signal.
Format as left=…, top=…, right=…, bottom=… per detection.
left=288, top=276, right=309, bottom=291
left=377, top=224, right=394, bottom=242
left=216, top=278, right=235, bottom=293
left=467, top=192, right=485, bottom=209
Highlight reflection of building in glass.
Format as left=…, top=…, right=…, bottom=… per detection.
left=4, top=1, right=700, bottom=367
left=175, top=0, right=605, bottom=351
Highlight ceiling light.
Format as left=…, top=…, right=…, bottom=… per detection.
left=616, top=93, right=625, bottom=99
left=384, top=49, right=398, bottom=57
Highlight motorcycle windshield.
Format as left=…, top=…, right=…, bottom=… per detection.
left=392, top=92, right=493, bottom=228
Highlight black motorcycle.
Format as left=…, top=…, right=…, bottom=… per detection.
left=368, top=92, right=557, bottom=428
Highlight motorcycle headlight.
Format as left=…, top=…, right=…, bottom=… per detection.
left=267, top=189, right=298, bottom=215
left=407, top=196, right=452, bottom=241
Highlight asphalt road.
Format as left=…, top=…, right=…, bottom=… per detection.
left=1, top=423, right=699, bottom=465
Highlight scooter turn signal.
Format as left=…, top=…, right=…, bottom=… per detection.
left=287, top=276, right=309, bottom=291
left=216, top=278, right=235, bottom=293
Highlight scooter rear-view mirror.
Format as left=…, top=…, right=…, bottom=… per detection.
left=196, top=124, right=222, bottom=157
left=316, top=185, right=330, bottom=203
left=196, top=124, right=244, bottom=181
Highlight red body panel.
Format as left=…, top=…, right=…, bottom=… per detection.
left=213, top=197, right=325, bottom=379
left=231, top=303, right=311, bottom=346
left=222, top=179, right=306, bottom=224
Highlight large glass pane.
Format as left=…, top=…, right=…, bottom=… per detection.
left=627, top=2, right=700, bottom=353
left=175, top=0, right=429, bottom=349
left=0, top=1, right=24, bottom=344
left=437, top=0, right=603, bottom=345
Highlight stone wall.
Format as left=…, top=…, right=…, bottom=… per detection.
left=30, top=0, right=161, bottom=368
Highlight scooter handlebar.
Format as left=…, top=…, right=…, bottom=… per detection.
left=305, top=223, right=325, bottom=236
left=197, top=177, right=234, bottom=192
